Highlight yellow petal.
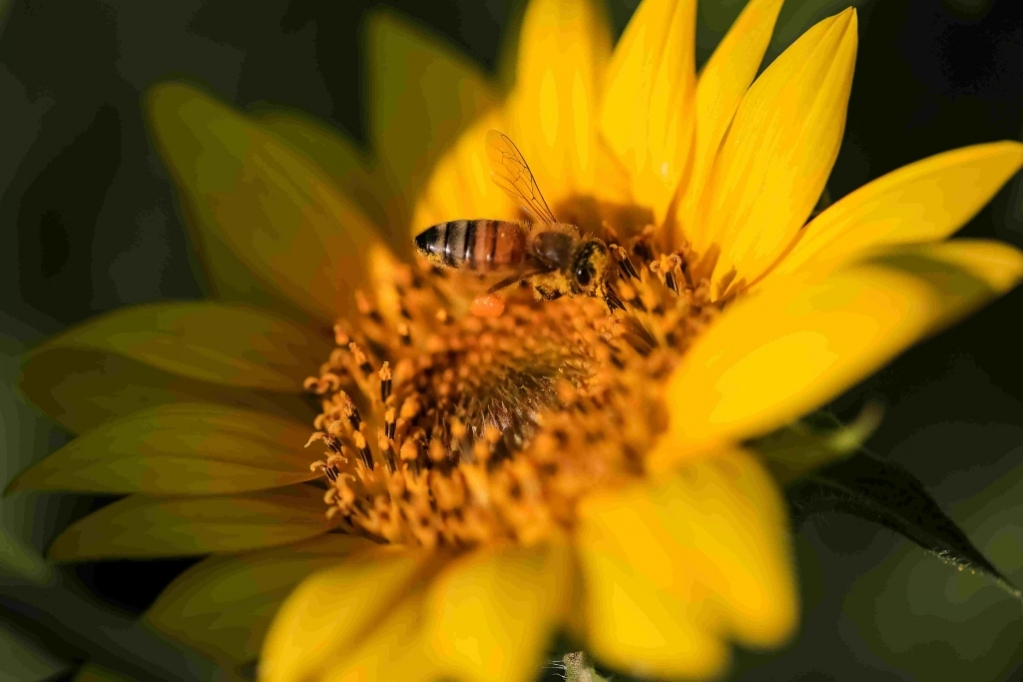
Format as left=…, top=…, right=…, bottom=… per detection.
left=682, top=0, right=785, bottom=249
left=600, top=0, right=696, bottom=221
left=321, top=587, right=436, bottom=682
left=146, top=534, right=376, bottom=664
left=506, top=0, right=611, bottom=205
left=367, top=11, right=497, bottom=224
left=426, top=542, right=571, bottom=682
left=411, top=110, right=518, bottom=233
left=765, top=141, right=1023, bottom=283
left=699, top=9, right=858, bottom=294
left=47, top=485, right=334, bottom=560
left=147, top=83, right=379, bottom=324
left=260, top=548, right=437, bottom=682
left=655, top=450, right=797, bottom=646
left=576, top=499, right=727, bottom=678
left=7, top=403, right=317, bottom=495
left=30, top=302, right=331, bottom=392
left=665, top=239, right=1023, bottom=451
left=20, top=346, right=313, bottom=434
left=577, top=448, right=795, bottom=675
left=255, top=107, right=395, bottom=243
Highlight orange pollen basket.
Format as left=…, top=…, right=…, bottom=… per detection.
left=303, top=228, right=720, bottom=549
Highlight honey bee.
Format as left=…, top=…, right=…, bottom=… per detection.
left=414, top=130, right=623, bottom=314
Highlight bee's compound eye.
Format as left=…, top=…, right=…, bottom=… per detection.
left=575, top=263, right=593, bottom=287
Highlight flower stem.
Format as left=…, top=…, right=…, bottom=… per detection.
left=563, top=652, right=609, bottom=682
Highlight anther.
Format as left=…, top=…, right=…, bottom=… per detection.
left=333, top=325, right=350, bottom=346
left=339, top=392, right=362, bottom=430
left=355, top=290, right=384, bottom=324
left=379, top=362, right=393, bottom=403
left=384, top=407, right=397, bottom=440
left=612, top=244, right=640, bottom=280
left=348, top=342, right=374, bottom=376
left=353, top=430, right=374, bottom=470
left=397, top=322, right=412, bottom=346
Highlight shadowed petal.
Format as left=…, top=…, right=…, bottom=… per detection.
left=7, top=403, right=318, bottom=495
left=664, top=240, right=1023, bottom=454
left=698, top=9, right=857, bottom=294
left=254, top=107, right=395, bottom=242
left=145, top=534, right=376, bottom=664
left=367, top=10, right=497, bottom=226
left=764, top=141, right=1023, bottom=284
left=148, top=83, right=380, bottom=324
left=47, top=485, right=334, bottom=560
left=20, top=346, right=313, bottom=434
left=600, top=0, right=697, bottom=221
left=27, top=302, right=331, bottom=392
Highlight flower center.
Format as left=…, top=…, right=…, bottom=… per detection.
left=304, top=227, right=718, bottom=548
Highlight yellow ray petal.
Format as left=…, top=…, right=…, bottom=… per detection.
left=254, top=107, right=395, bottom=242
left=28, top=302, right=331, bottom=392
left=20, top=346, right=313, bottom=434
left=665, top=240, right=1023, bottom=452
left=147, top=83, right=380, bottom=324
left=764, top=141, right=1023, bottom=283
left=506, top=0, right=612, bottom=205
left=682, top=0, right=785, bottom=250
left=699, top=9, right=857, bottom=294
left=260, top=548, right=437, bottom=682
left=7, top=403, right=317, bottom=496
left=146, top=534, right=376, bottom=664
left=425, top=542, right=571, bottom=682
left=577, top=448, right=795, bottom=674
left=47, top=485, right=334, bottom=560
left=320, top=588, right=436, bottom=682
left=576, top=499, right=727, bottom=678
left=600, top=0, right=697, bottom=222
left=411, top=110, right=518, bottom=234
left=367, top=10, right=497, bottom=225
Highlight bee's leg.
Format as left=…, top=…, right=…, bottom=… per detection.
left=534, top=284, right=563, bottom=301
left=602, top=285, right=626, bottom=313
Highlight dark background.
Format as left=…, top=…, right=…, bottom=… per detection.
left=2, top=0, right=1023, bottom=680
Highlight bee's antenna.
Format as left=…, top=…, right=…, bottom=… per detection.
left=603, top=285, right=626, bottom=313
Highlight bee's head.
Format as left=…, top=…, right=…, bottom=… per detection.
left=569, top=239, right=611, bottom=295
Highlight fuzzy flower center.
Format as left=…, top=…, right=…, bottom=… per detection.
left=304, top=226, right=718, bottom=549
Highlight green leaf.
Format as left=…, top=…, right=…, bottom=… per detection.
left=146, top=534, right=376, bottom=664
left=147, top=82, right=381, bottom=324
left=787, top=450, right=1023, bottom=602
left=751, top=406, right=882, bottom=485
left=48, top=485, right=334, bottom=560
left=33, top=302, right=332, bottom=392
left=72, top=663, right=136, bottom=682
left=7, top=403, right=318, bottom=496
left=0, top=620, right=70, bottom=682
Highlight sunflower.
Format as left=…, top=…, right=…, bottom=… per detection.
left=11, top=0, right=1023, bottom=680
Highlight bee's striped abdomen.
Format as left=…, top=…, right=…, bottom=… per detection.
left=415, top=219, right=526, bottom=273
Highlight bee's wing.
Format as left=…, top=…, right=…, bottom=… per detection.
left=486, top=130, right=558, bottom=226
